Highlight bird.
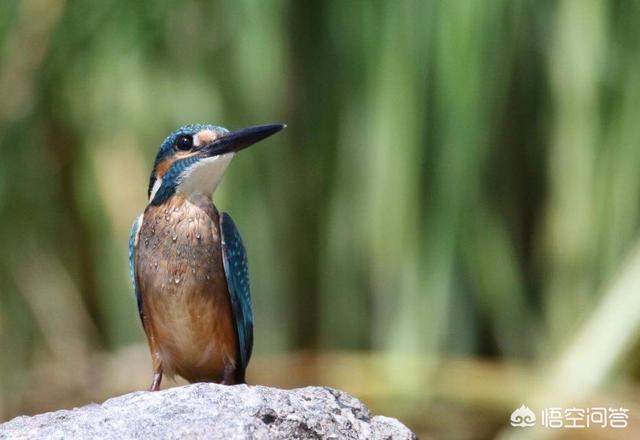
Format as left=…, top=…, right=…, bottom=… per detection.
left=128, top=122, right=285, bottom=391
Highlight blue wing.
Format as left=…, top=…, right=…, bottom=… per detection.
left=129, top=215, right=144, bottom=325
left=220, top=212, right=254, bottom=376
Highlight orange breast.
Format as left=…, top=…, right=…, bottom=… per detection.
left=136, top=194, right=238, bottom=383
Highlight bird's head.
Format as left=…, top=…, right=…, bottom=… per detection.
left=147, top=123, right=285, bottom=205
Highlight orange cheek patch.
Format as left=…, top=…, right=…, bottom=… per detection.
left=155, top=158, right=175, bottom=178
left=156, top=152, right=199, bottom=178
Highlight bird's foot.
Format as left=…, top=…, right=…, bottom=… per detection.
left=150, top=371, right=163, bottom=391
left=221, top=363, right=237, bottom=385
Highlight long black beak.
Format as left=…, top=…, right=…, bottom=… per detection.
left=202, top=123, right=285, bottom=157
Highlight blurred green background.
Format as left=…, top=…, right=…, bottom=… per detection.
left=3, top=0, right=640, bottom=438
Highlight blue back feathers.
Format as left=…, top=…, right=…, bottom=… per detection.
left=128, top=216, right=144, bottom=324
left=220, top=212, right=254, bottom=377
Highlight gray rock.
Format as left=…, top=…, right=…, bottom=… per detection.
left=0, top=383, right=417, bottom=439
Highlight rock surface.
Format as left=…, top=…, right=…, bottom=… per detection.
left=0, top=383, right=416, bottom=439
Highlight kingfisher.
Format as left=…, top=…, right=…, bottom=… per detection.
left=128, top=122, right=285, bottom=391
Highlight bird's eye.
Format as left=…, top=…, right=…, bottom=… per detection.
left=175, top=135, right=193, bottom=151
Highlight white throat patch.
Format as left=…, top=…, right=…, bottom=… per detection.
left=175, top=153, right=234, bottom=198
